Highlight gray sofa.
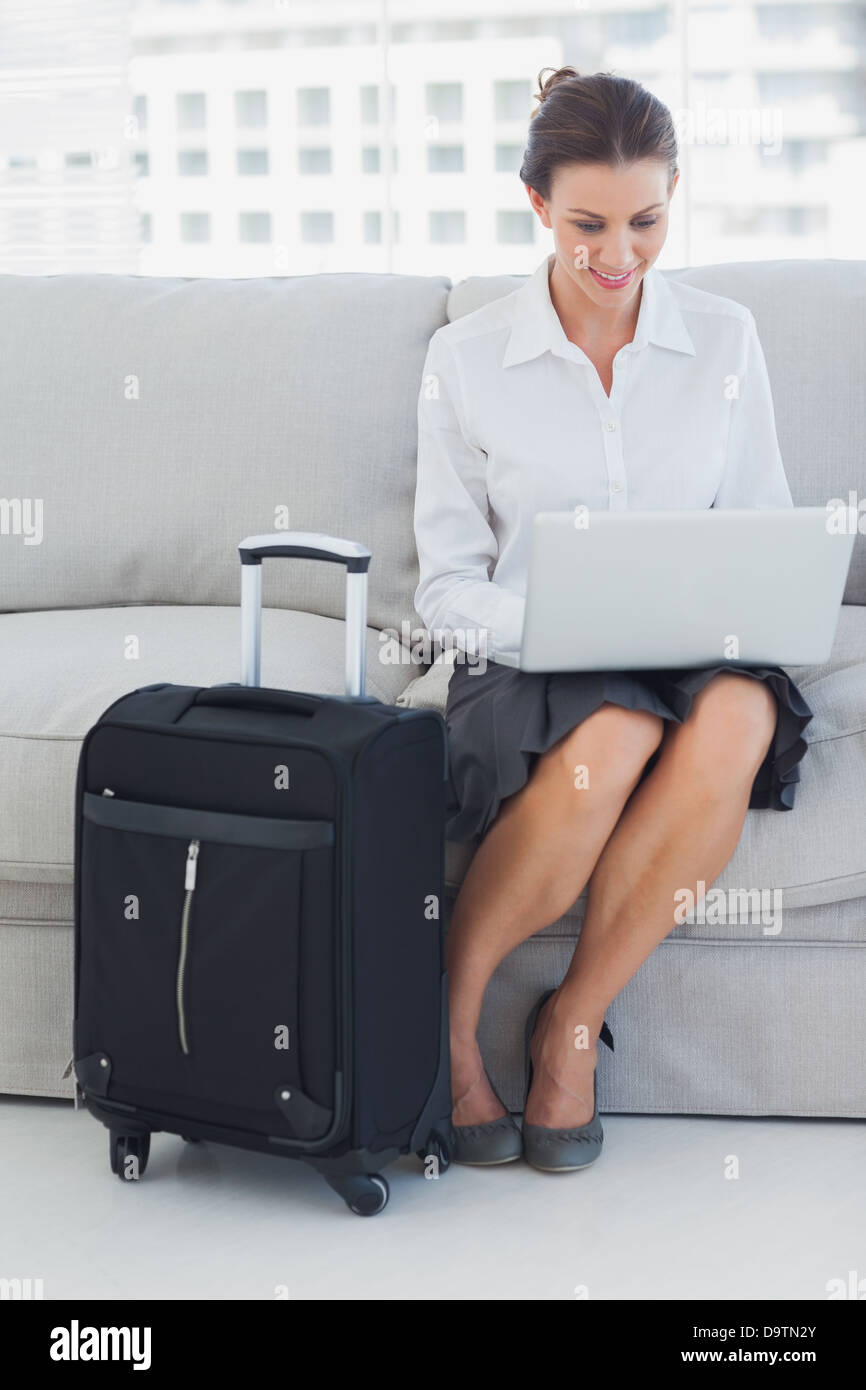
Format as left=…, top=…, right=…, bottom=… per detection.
left=1, top=260, right=864, bottom=1118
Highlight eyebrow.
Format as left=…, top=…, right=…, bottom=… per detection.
left=566, top=203, right=664, bottom=217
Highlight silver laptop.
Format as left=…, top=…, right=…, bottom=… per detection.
left=517, top=508, right=855, bottom=672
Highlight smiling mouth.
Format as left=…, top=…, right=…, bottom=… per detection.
left=588, top=265, right=640, bottom=288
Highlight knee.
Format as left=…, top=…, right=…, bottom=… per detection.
left=536, top=704, right=665, bottom=801
left=666, top=673, right=777, bottom=782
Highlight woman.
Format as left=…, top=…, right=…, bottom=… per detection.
left=412, top=67, right=813, bottom=1172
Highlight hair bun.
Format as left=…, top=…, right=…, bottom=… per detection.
left=533, top=65, right=581, bottom=113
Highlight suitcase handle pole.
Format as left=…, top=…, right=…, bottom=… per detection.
left=238, top=532, right=372, bottom=695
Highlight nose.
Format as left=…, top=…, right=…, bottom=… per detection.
left=599, top=228, right=634, bottom=272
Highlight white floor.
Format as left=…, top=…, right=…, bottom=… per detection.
left=2, top=1096, right=864, bottom=1301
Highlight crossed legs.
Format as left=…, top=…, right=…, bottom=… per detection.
left=447, top=672, right=778, bottom=1129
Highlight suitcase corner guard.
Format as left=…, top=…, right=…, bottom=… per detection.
left=75, top=1051, right=113, bottom=1098
left=272, top=1083, right=334, bottom=1141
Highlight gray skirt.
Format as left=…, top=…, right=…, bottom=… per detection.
left=444, top=659, right=814, bottom=843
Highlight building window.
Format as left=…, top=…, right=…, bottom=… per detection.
left=298, top=88, right=330, bottom=126
left=299, top=147, right=332, bottom=175
left=132, top=94, right=147, bottom=135
left=361, top=145, right=380, bottom=174
left=428, top=145, right=464, bottom=173
left=497, top=209, right=534, bottom=244
left=360, top=85, right=379, bottom=124
left=363, top=210, right=399, bottom=243
left=359, top=83, right=395, bottom=124
left=180, top=212, right=211, bottom=242
left=239, top=211, right=271, bottom=243
left=8, top=155, right=38, bottom=180
left=430, top=210, right=465, bottom=243
left=133, top=150, right=149, bottom=177
left=494, top=80, right=531, bottom=122
left=140, top=212, right=152, bottom=243
left=426, top=83, right=462, bottom=123
left=178, top=150, right=208, bottom=176
left=495, top=143, right=523, bottom=173
left=235, top=90, right=267, bottom=128
left=65, top=152, right=93, bottom=173
left=237, top=149, right=269, bottom=175
left=301, top=210, right=333, bottom=243
left=176, top=93, right=207, bottom=131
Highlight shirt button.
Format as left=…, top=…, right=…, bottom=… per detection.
left=611, top=481, right=623, bottom=493
left=605, top=420, right=617, bottom=431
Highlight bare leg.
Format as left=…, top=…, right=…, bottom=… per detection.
left=525, top=672, right=778, bottom=1128
left=448, top=705, right=665, bottom=1125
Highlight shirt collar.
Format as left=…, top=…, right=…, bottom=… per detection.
left=502, top=251, right=696, bottom=368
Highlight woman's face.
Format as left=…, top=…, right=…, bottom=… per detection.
left=529, top=159, right=677, bottom=312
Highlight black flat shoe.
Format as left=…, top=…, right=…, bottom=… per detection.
left=522, top=988, right=614, bottom=1172
left=452, top=1073, right=522, bottom=1166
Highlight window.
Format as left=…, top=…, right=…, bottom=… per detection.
left=360, top=84, right=395, bottom=123
left=239, top=211, right=271, bottom=242
left=361, top=146, right=380, bottom=174
left=360, top=85, right=378, bottom=124
left=493, top=80, right=531, bottom=122
left=235, top=90, right=267, bottom=127
left=427, top=145, right=464, bottom=174
left=178, top=150, right=208, bottom=176
left=176, top=93, right=207, bottom=131
left=363, top=210, right=380, bottom=243
left=133, top=151, right=149, bottom=177
left=237, top=149, right=269, bottom=175
left=132, top=94, right=147, bottom=135
left=140, top=212, right=152, bottom=243
left=363, top=210, right=399, bottom=243
left=180, top=212, right=210, bottom=242
left=8, top=156, right=38, bottom=180
left=301, top=210, right=333, bottom=242
left=297, top=88, right=330, bottom=126
left=299, top=147, right=332, bottom=175
left=495, top=143, right=523, bottom=173
left=426, top=83, right=462, bottom=123
left=496, top=209, right=534, bottom=244
left=429, top=210, right=465, bottom=243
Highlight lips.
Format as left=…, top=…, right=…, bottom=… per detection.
left=588, top=265, right=638, bottom=290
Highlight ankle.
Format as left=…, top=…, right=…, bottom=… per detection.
left=548, top=989, right=605, bottom=1051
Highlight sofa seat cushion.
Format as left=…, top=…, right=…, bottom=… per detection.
left=434, top=605, right=866, bottom=925
left=0, top=605, right=413, bottom=884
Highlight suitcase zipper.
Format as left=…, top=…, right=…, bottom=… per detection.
left=176, top=839, right=200, bottom=1056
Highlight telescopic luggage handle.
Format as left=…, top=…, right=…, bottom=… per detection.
left=238, top=532, right=372, bottom=696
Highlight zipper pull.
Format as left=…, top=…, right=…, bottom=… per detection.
left=185, top=840, right=200, bottom=891
left=102, top=788, right=115, bottom=797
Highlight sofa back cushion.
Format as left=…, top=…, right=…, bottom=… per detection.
left=448, top=259, right=866, bottom=605
left=0, top=270, right=449, bottom=635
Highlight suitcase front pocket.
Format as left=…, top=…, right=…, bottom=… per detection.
left=77, top=792, right=337, bottom=1137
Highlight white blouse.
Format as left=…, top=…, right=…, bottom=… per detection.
left=413, top=250, right=793, bottom=666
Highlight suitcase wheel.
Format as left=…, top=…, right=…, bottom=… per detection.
left=416, top=1129, right=452, bottom=1175
left=325, top=1172, right=390, bottom=1217
left=109, top=1130, right=151, bottom=1182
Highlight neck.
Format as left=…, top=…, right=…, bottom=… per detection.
left=548, top=253, right=643, bottom=346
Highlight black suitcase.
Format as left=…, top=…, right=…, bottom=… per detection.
left=72, top=532, right=453, bottom=1215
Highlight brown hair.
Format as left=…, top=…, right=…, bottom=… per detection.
left=519, top=66, right=678, bottom=201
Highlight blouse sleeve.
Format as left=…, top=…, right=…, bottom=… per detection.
left=412, top=328, right=525, bottom=664
left=712, top=310, right=793, bottom=509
